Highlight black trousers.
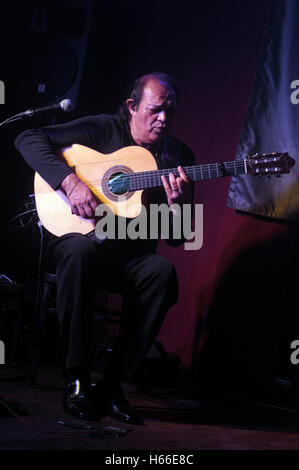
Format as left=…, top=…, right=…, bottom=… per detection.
left=47, top=233, right=179, bottom=382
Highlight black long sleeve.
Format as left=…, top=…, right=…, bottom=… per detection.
left=15, top=114, right=116, bottom=189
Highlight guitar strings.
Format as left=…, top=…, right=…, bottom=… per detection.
left=76, top=154, right=283, bottom=191
left=82, top=161, right=249, bottom=184
left=80, top=160, right=251, bottom=192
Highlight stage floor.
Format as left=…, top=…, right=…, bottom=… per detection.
left=1, top=361, right=299, bottom=458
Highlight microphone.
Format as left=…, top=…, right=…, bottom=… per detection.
left=18, top=99, right=73, bottom=118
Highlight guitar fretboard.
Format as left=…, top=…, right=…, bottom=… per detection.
left=128, top=160, right=247, bottom=191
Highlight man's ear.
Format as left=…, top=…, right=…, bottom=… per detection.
left=126, top=98, right=137, bottom=117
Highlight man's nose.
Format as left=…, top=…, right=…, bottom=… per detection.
left=157, top=110, right=167, bottom=123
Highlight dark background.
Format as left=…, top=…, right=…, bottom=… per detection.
left=2, top=0, right=298, bottom=398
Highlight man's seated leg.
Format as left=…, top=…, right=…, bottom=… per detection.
left=48, top=233, right=99, bottom=419
left=95, top=253, right=179, bottom=425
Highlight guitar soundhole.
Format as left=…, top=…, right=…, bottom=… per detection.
left=102, top=165, right=133, bottom=202
left=109, top=172, right=127, bottom=195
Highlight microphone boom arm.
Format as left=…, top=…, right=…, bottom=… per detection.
left=0, top=98, right=73, bottom=127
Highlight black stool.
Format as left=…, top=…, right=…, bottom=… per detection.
left=29, top=271, right=123, bottom=388
left=29, top=272, right=57, bottom=387
left=29, top=208, right=123, bottom=387
left=10, top=195, right=122, bottom=386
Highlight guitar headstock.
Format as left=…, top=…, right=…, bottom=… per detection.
left=247, top=152, right=295, bottom=176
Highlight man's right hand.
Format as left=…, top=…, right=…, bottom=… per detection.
left=61, top=173, right=98, bottom=219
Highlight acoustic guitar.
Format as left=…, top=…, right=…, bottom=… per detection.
left=34, top=144, right=295, bottom=236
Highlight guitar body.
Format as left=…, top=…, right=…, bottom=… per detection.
left=34, top=144, right=157, bottom=237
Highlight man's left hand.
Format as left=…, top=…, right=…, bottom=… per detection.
left=161, top=166, right=192, bottom=215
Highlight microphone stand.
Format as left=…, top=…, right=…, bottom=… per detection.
left=0, top=111, right=57, bottom=127
left=0, top=113, right=28, bottom=127
left=0, top=105, right=57, bottom=390
left=0, top=99, right=72, bottom=126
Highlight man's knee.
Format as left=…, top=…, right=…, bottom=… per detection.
left=156, top=256, right=177, bottom=283
left=51, top=233, right=98, bottom=266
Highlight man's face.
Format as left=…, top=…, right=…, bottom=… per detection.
left=128, top=79, right=177, bottom=147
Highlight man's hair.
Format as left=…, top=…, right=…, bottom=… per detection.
left=118, top=72, right=179, bottom=119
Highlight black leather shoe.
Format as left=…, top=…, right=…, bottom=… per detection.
left=107, top=397, right=144, bottom=425
left=62, top=378, right=93, bottom=420
left=94, top=381, right=144, bottom=425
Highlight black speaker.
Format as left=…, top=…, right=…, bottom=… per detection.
left=20, top=0, right=94, bottom=109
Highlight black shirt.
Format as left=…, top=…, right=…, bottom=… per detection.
left=15, top=113, right=195, bottom=250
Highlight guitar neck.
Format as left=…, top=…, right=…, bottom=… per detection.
left=128, top=160, right=247, bottom=190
